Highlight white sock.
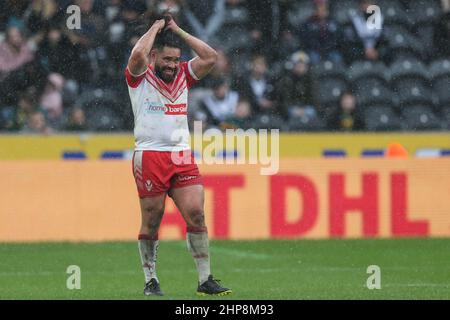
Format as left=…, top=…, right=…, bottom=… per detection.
left=138, top=235, right=159, bottom=283
left=187, top=229, right=211, bottom=284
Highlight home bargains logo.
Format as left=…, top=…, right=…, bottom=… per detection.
left=165, top=104, right=187, bottom=115
left=144, top=101, right=187, bottom=115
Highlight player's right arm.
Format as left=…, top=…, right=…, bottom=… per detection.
left=127, top=19, right=166, bottom=76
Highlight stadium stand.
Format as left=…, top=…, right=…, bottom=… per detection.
left=0, top=0, right=449, bottom=133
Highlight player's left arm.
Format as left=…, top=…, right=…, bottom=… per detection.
left=164, top=15, right=218, bottom=80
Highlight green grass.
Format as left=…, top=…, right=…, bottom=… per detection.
left=0, top=239, right=449, bottom=300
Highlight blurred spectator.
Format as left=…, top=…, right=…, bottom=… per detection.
left=246, top=0, right=281, bottom=59
left=189, top=49, right=233, bottom=126
left=37, top=22, right=80, bottom=79
left=108, top=0, right=149, bottom=74
left=443, top=0, right=450, bottom=11
left=65, top=106, right=87, bottom=131
left=40, top=73, right=65, bottom=129
left=277, top=0, right=302, bottom=59
left=0, top=0, right=446, bottom=134
left=342, top=0, right=387, bottom=64
left=182, top=0, right=226, bottom=43
left=277, top=51, right=316, bottom=120
left=434, top=2, right=450, bottom=58
left=26, top=0, right=62, bottom=34
left=210, top=0, right=251, bottom=52
left=327, top=91, right=365, bottom=131
left=235, top=54, right=278, bottom=115
left=104, top=0, right=123, bottom=22
left=0, top=25, right=48, bottom=106
left=70, top=0, right=107, bottom=45
left=300, top=0, right=343, bottom=65
left=226, top=98, right=252, bottom=129
left=0, top=1, right=29, bottom=31
left=21, top=110, right=53, bottom=134
left=13, top=89, right=39, bottom=131
left=198, top=77, right=241, bottom=128
left=0, top=26, right=34, bottom=76
left=203, top=48, right=232, bottom=88
left=64, top=0, right=107, bottom=85
left=0, top=89, right=36, bottom=131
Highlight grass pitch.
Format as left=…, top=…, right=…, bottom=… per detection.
left=0, top=239, right=449, bottom=300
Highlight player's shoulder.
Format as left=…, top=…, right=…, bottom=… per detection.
left=125, top=65, right=151, bottom=89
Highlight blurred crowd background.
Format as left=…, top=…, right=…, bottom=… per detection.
left=0, top=0, right=449, bottom=134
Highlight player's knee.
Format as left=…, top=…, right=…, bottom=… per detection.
left=188, top=209, right=205, bottom=228
left=141, top=205, right=164, bottom=231
left=143, top=204, right=164, bottom=216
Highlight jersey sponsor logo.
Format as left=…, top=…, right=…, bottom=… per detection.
left=144, top=100, right=166, bottom=114
left=143, top=101, right=187, bottom=116
left=165, top=104, right=187, bottom=115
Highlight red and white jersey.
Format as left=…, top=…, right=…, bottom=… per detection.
left=125, top=59, right=199, bottom=151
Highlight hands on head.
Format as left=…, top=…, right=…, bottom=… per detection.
left=151, top=13, right=180, bottom=34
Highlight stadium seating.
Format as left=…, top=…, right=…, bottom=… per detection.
left=287, top=0, right=316, bottom=28
left=394, top=80, right=433, bottom=107
left=442, top=106, right=450, bottom=129
left=401, top=105, right=442, bottom=131
left=329, top=0, right=359, bottom=26
left=85, top=102, right=123, bottom=131
left=215, top=2, right=250, bottom=51
left=314, top=77, right=349, bottom=109
left=430, top=59, right=450, bottom=109
left=384, top=25, right=425, bottom=61
left=409, top=0, right=443, bottom=58
left=249, top=114, right=287, bottom=131
left=409, top=0, right=443, bottom=25
left=433, top=77, right=450, bottom=108
left=312, top=60, right=347, bottom=81
left=429, top=59, right=450, bottom=80
left=287, top=116, right=325, bottom=132
left=0, top=0, right=449, bottom=134
left=363, top=105, right=402, bottom=131
left=389, top=59, right=429, bottom=85
left=378, top=0, right=412, bottom=29
left=347, top=60, right=389, bottom=84
left=354, top=81, right=393, bottom=108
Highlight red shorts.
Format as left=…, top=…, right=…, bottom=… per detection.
left=132, top=150, right=203, bottom=198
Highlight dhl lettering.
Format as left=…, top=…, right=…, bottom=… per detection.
left=2, top=159, right=444, bottom=242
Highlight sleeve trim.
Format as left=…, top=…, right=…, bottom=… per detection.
left=125, top=67, right=147, bottom=88
left=127, top=66, right=148, bottom=77
left=188, top=58, right=200, bottom=81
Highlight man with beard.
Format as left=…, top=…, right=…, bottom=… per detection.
left=125, top=15, right=231, bottom=297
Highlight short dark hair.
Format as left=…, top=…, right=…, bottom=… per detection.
left=154, top=30, right=182, bottom=51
